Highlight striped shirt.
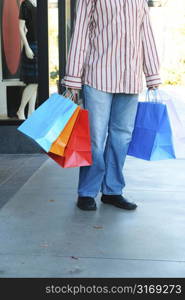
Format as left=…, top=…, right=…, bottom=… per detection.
left=62, top=0, right=162, bottom=94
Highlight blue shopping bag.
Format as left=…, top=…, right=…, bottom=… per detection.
left=18, top=93, right=78, bottom=152
left=128, top=97, right=176, bottom=161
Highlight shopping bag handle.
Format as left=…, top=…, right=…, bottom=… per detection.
left=146, top=88, right=163, bottom=103
left=62, top=88, right=75, bottom=100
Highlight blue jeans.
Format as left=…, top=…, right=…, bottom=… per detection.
left=78, top=85, right=139, bottom=198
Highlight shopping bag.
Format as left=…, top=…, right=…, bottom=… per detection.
left=17, top=93, right=78, bottom=152
left=48, top=109, right=93, bottom=168
left=49, top=106, right=81, bottom=156
left=128, top=94, right=176, bottom=160
left=153, top=89, right=185, bottom=158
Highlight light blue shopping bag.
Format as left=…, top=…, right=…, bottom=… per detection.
left=17, top=93, right=78, bottom=152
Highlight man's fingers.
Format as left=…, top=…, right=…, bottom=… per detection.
left=65, top=91, right=72, bottom=98
left=148, top=85, right=159, bottom=90
left=70, top=89, right=79, bottom=103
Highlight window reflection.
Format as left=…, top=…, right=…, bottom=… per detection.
left=48, top=0, right=74, bottom=95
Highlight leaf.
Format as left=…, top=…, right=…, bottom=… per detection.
left=70, top=256, right=79, bottom=260
left=93, top=226, right=103, bottom=229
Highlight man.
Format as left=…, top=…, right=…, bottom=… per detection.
left=62, top=0, right=161, bottom=211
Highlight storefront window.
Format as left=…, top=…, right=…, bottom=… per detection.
left=48, top=0, right=75, bottom=95
left=2, top=1, right=183, bottom=122
left=0, top=0, right=38, bottom=120
left=65, top=0, right=71, bottom=54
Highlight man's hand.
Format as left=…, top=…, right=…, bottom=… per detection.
left=65, top=88, right=79, bottom=103
left=148, top=85, right=160, bottom=90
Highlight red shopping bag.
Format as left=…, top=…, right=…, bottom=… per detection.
left=48, top=109, right=93, bottom=168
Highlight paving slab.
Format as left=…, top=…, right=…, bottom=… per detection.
left=125, top=157, right=185, bottom=192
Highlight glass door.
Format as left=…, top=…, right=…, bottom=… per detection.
left=48, top=0, right=76, bottom=95
left=0, top=0, right=76, bottom=123
left=0, top=0, right=26, bottom=120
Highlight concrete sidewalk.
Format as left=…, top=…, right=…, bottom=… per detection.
left=0, top=154, right=185, bottom=278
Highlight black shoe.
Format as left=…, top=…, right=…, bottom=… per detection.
left=77, top=197, right=97, bottom=211
left=101, top=194, right=137, bottom=210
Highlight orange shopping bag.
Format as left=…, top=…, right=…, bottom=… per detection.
left=48, top=109, right=92, bottom=168
left=49, top=106, right=81, bottom=156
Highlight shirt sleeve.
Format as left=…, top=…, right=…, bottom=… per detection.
left=141, top=2, right=162, bottom=87
left=19, top=2, right=28, bottom=21
left=62, top=0, right=92, bottom=89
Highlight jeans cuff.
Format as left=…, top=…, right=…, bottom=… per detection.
left=101, top=191, right=122, bottom=195
left=78, top=193, right=96, bottom=198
